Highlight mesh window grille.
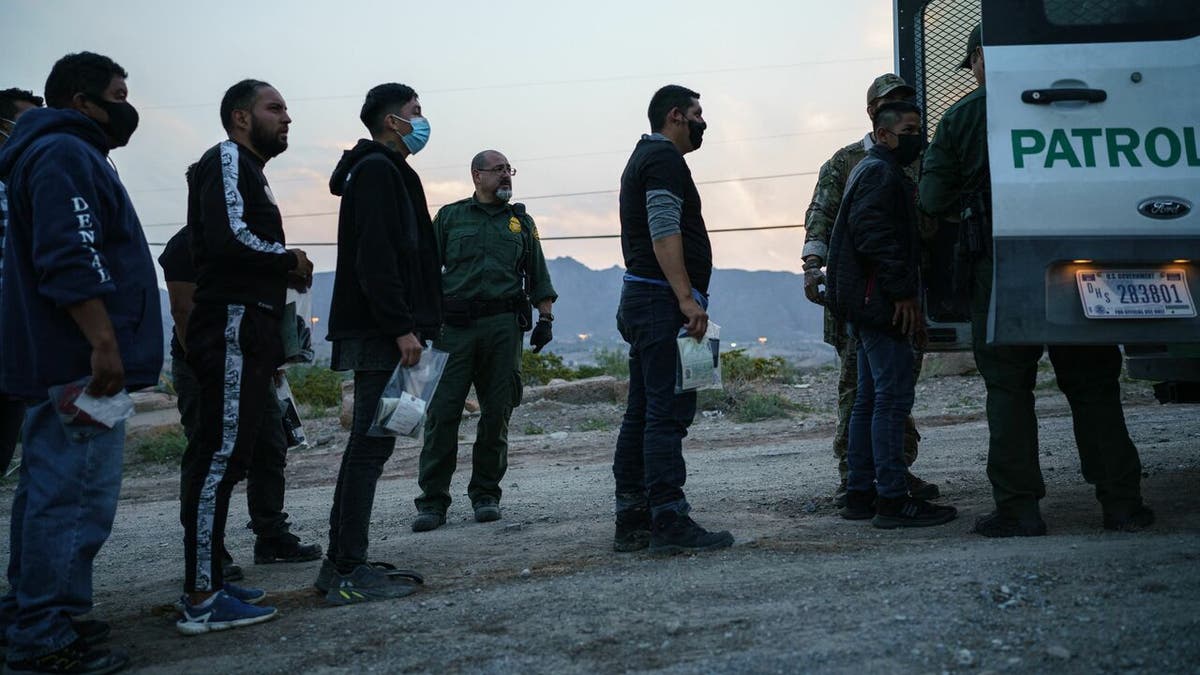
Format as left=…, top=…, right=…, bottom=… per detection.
left=914, top=0, right=981, bottom=143
left=1044, top=0, right=1197, bottom=26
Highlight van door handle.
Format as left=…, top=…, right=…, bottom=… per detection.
left=1021, top=88, right=1107, bottom=104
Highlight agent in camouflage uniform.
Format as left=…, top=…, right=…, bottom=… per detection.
left=802, top=74, right=938, bottom=503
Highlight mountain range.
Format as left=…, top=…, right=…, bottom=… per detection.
left=158, top=257, right=833, bottom=365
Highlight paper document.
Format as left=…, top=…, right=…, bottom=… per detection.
left=676, top=322, right=722, bottom=392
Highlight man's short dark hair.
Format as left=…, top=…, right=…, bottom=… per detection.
left=647, top=85, right=700, bottom=132
left=471, top=150, right=503, bottom=171
left=220, top=79, right=272, bottom=131
left=0, top=88, right=44, bottom=121
left=874, top=100, right=921, bottom=130
left=43, top=52, right=127, bottom=109
left=360, top=83, right=417, bottom=135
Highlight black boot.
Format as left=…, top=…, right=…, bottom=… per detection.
left=649, top=511, right=734, bottom=554
left=613, top=508, right=651, bottom=552
left=254, top=532, right=323, bottom=564
left=1103, top=504, right=1155, bottom=532
left=839, top=488, right=877, bottom=520
left=972, top=510, right=1047, bottom=538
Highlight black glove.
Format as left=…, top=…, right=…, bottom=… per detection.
left=530, top=318, right=553, bottom=353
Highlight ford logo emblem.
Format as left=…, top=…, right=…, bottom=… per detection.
left=1137, top=197, right=1191, bottom=220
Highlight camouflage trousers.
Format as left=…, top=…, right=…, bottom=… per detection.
left=833, top=330, right=924, bottom=483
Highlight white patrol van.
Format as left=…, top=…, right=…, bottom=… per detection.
left=895, top=0, right=1200, bottom=402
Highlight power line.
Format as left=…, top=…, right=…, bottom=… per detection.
left=540, top=223, right=805, bottom=241
left=139, top=170, right=818, bottom=229
left=123, top=126, right=862, bottom=195
left=145, top=222, right=806, bottom=247
left=140, top=56, right=888, bottom=111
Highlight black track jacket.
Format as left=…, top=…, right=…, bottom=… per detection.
left=188, top=140, right=298, bottom=315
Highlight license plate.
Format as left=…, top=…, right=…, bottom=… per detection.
left=1076, top=268, right=1196, bottom=319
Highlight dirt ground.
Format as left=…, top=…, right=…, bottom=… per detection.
left=2, top=366, right=1198, bottom=674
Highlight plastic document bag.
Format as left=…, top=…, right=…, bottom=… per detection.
left=276, top=374, right=307, bottom=449
left=281, top=289, right=315, bottom=365
left=368, top=348, right=450, bottom=438
left=48, top=377, right=136, bottom=442
left=676, top=322, right=723, bottom=393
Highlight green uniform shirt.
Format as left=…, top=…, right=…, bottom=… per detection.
left=433, top=196, right=557, bottom=305
left=918, top=86, right=989, bottom=219
left=803, top=134, right=922, bottom=263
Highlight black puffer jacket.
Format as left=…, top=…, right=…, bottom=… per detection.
left=825, top=144, right=920, bottom=335
left=326, top=140, right=442, bottom=342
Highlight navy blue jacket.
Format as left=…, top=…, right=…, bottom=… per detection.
left=826, top=143, right=921, bottom=335
left=0, top=108, right=163, bottom=399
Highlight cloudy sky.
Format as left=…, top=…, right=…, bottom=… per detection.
left=4, top=0, right=896, bottom=275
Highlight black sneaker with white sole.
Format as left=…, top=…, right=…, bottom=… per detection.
left=872, top=496, right=957, bottom=529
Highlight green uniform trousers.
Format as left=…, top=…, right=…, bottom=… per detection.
left=416, top=313, right=523, bottom=514
left=970, top=257, right=1143, bottom=518
left=833, top=331, right=923, bottom=483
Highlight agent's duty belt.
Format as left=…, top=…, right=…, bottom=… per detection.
left=444, top=296, right=521, bottom=319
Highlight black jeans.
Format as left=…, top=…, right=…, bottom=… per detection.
left=0, top=398, right=24, bottom=475
left=179, top=303, right=282, bottom=593
left=326, top=370, right=397, bottom=573
left=174, top=352, right=290, bottom=542
left=613, top=282, right=697, bottom=518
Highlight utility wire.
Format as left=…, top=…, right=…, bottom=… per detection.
left=140, top=56, right=888, bottom=110
left=139, top=170, right=818, bottom=229
left=146, top=222, right=806, bottom=246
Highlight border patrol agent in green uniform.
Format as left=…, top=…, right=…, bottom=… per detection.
left=918, top=25, right=1152, bottom=537
left=413, top=150, right=557, bottom=532
left=803, top=74, right=938, bottom=505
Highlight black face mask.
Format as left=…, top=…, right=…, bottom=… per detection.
left=89, top=96, right=139, bottom=148
left=687, top=118, right=707, bottom=150
left=892, top=132, right=923, bottom=166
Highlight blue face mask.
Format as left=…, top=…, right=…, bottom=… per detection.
left=393, top=115, right=430, bottom=154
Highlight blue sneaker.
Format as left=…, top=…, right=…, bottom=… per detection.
left=223, top=583, right=266, bottom=605
left=176, top=590, right=278, bottom=636
left=173, top=584, right=265, bottom=613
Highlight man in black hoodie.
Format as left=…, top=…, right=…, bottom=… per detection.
left=0, top=52, right=161, bottom=674
left=317, top=83, right=440, bottom=605
left=826, top=101, right=956, bottom=529
left=0, top=88, right=43, bottom=478
left=176, top=79, right=313, bottom=635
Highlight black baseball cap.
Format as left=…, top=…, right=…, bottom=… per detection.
left=960, top=24, right=982, bottom=69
